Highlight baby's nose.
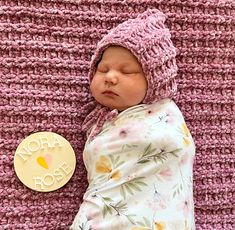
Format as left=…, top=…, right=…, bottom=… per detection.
left=105, top=70, right=119, bottom=85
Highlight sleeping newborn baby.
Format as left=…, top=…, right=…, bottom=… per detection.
left=70, top=9, right=196, bottom=230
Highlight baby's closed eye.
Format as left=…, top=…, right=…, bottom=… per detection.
left=122, top=69, right=141, bottom=74
left=97, top=65, right=108, bottom=73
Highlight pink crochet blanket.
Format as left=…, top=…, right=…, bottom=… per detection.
left=0, top=0, right=234, bottom=229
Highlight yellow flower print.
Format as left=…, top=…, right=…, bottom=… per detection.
left=184, top=220, right=189, bottom=230
left=96, top=156, right=121, bottom=181
left=155, top=221, right=166, bottom=230
left=183, top=137, right=190, bottom=147
left=182, top=123, right=190, bottom=136
left=181, top=123, right=191, bottom=147
left=96, top=156, right=112, bottom=173
left=110, top=170, right=121, bottom=181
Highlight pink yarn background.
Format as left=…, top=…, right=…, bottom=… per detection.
left=0, top=0, right=234, bottom=229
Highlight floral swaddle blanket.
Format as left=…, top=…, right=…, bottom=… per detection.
left=71, top=98, right=196, bottom=230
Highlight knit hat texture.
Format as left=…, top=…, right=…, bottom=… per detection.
left=82, top=9, right=178, bottom=138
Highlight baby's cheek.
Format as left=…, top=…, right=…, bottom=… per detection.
left=90, top=78, right=98, bottom=96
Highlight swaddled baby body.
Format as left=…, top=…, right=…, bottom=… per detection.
left=71, top=9, right=195, bottom=230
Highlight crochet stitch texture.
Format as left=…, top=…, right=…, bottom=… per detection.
left=83, top=9, right=178, bottom=140
left=0, top=0, right=234, bottom=229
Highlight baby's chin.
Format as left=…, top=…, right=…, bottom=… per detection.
left=94, top=99, right=124, bottom=112
left=93, top=94, right=142, bottom=112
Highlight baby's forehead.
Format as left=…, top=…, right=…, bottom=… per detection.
left=102, top=45, right=133, bottom=57
left=98, top=46, right=142, bottom=67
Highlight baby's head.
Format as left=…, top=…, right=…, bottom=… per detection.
left=90, top=45, right=147, bottom=111
left=88, top=9, right=178, bottom=111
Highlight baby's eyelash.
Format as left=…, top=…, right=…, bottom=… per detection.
left=97, top=66, right=108, bottom=72
left=123, top=71, right=139, bottom=74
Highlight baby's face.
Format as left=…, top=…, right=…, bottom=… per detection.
left=90, top=46, right=147, bottom=111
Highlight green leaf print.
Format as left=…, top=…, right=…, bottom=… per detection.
left=120, top=185, right=126, bottom=199
left=128, top=182, right=141, bottom=192
left=126, top=214, right=136, bottom=225
left=138, top=159, right=150, bottom=164
left=101, top=197, right=128, bottom=218
left=171, top=148, right=182, bottom=157
left=101, top=196, right=138, bottom=225
left=120, top=177, right=148, bottom=199
left=172, top=183, right=184, bottom=198
left=135, top=216, right=152, bottom=228
left=110, top=200, right=128, bottom=216
left=137, top=143, right=182, bottom=164
left=134, top=180, right=148, bottom=186
left=78, top=218, right=91, bottom=230
left=109, top=155, right=125, bottom=169
left=102, top=196, right=114, bottom=202
left=142, top=143, right=157, bottom=158
left=115, top=200, right=128, bottom=212
left=102, top=203, right=112, bottom=217
left=121, top=143, right=138, bottom=151
left=125, top=184, right=134, bottom=195
left=143, top=216, right=151, bottom=227
left=172, top=170, right=192, bottom=198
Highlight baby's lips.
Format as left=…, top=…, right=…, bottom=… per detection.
left=103, top=90, right=119, bottom=96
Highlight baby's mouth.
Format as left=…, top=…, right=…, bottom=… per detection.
left=103, top=90, right=119, bottom=96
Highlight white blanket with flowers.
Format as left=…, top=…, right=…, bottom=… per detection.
left=71, top=98, right=196, bottom=230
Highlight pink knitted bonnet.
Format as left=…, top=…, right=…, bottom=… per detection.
left=82, top=9, right=178, bottom=138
